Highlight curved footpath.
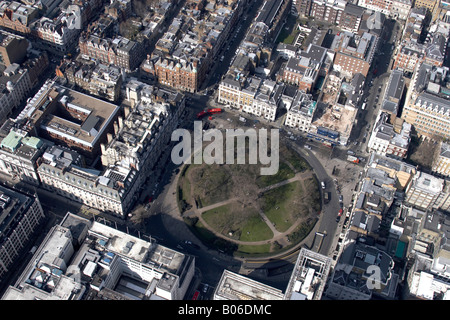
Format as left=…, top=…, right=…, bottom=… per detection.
left=189, top=171, right=315, bottom=247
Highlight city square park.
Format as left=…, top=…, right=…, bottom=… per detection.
left=177, top=139, right=321, bottom=258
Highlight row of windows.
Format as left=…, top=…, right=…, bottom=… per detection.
left=41, top=176, right=122, bottom=209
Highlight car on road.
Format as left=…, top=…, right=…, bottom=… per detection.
left=321, top=181, right=326, bottom=189
left=202, top=284, right=208, bottom=294
left=184, top=240, right=200, bottom=249
left=323, top=191, right=331, bottom=204
left=304, top=145, right=311, bottom=150
left=339, top=195, right=343, bottom=203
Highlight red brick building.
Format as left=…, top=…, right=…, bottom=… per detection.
left=79, top=34, right=144, bottom=72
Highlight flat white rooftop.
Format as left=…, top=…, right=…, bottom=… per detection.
left=214, top=270, right=284, bottom=300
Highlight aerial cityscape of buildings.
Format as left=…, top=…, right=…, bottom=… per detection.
left=0, top=0, right=448, bottom=305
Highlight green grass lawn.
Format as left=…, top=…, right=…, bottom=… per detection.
left=261, top=181, right=303, bottom=232
left=188, top=219, right=217, bottom=243
left=202, top=203, right=235, bottom=235
left=202, top=203, right=273, bottom=242
left=180, top=139, right=320, bottom=257
left=239, top=215, right=274, bottom=242
left=287, top=218, right=316, bottom=243
left=256, top=161, right=295, bottom=188
left=190, top=164, right=233, bottom=207
left=276, top=15, right=299, bottom=45
left=302, top=177, right=321, bottom=212
left=181, top=168, right=191, bottom=203
left=281, top=145, right=311, bottom=172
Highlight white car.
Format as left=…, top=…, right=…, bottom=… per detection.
left=304, top=145, right=312, bottom=150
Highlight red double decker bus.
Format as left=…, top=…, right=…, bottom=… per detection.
left=207, top=108, right=222, bottom=114
left=196, top=111, right=208, bottom=119
left=192, top=291, right=200, bottom=300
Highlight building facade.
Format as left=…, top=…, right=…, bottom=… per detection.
left=79, top=34, right=145, bottom=72
left=37, top=145, right=139, bottom=216
left=0, top=63, right=32, bottom=122
left=405, top=171, right=449, bottom=211
left=331, top=31, right=378, bottom=77
left=277, top=44, right=328, bottom=93
left=367, top=112, right=411, bottom=159
left=402, top=92, right=450, bottom=140
left=0, top=1, right=38, bottom=35
left=2, top=212, right=195, bottom=300
left=0, top=185, right=45, bottom=280
left=0, top=130, right=48, bottom=186
left=432, top=141, right=450, bottom=177
left=284, top=90, right=317, bottom=132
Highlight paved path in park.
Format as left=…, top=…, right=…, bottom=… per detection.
left=186, top=169, right=316, bottom=247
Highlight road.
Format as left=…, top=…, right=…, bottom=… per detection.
left=201, top=0, right=262, bottom=91
left=284, top=139, right=341, bottom=257
left=347, top=19, right=403, bottom=156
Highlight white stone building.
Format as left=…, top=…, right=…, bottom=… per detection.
left=432, top=141, right=450, bottom=177
left=0, top=63, right=32, bottom=122
left=284, top=90, right=317, bottom=132
left=2, top=212, right=195, bottom=300
left=37, top=145, right=139, bottom=217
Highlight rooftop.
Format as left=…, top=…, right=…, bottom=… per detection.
left=311, top=102, right=357, bottom=138
left=24, top=84, right=120, bottom=149
left=284, top=248, right=332, bottom=300
left=385, top=70, right=405, bottom=102
left=411, top=171, right=444, bottom=194
left=339, top=241, right=395, bottom=284
left=0, top=185, right=35, bottom=241
left=214, top=270, right=284, bottom=300
left=439, top=141, right=450, bottom=159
